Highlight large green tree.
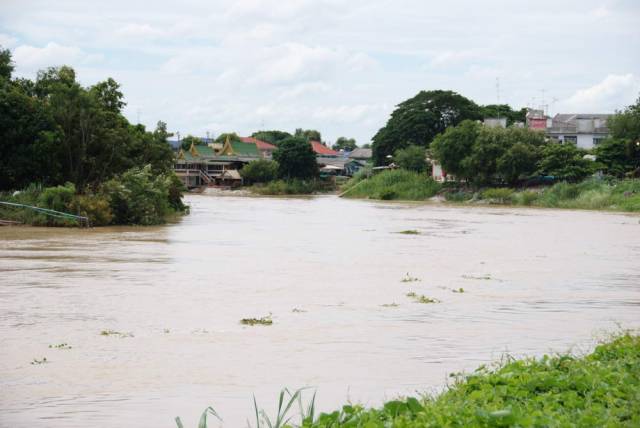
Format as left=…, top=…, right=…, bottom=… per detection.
left=372, top=90, right=482, bottom=165
left=332, top=137, right=357, bottom=151
left=273, top=137, right=318, bottom=179
left=251, top=130, right=292, bottom=146
left=537, top=143, right=594, bottom=182
left=597, top=95, right=640, bottom=176
left=481, top=104, right=527, bottom=126
left=394, top=145, right=427, bottom=173
left=430, top=120, right=481, bottom=181
left=294, top=128, right=322, bottom=142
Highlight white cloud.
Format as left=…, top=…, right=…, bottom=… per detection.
left=0, top=33, right=18, bottom=48
left=12, top=42, right=85, bottom=70
left=560, top=74, right=640, bottom=112
left=115, top=23, right=164, bottom=40
left=430, top=49, right=482, bottom=68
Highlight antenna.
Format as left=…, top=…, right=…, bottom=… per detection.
left=496, top=77, right=501, bottom=121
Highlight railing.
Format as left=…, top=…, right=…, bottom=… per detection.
left=0, top=201, right=90, bottom=227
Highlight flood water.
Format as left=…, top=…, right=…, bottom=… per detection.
left=1, top=195, right=639, bottom=427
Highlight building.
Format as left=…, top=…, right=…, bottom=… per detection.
left=546, top=114, right=611, bottom=149
left=309, top=140, right=339, bottom=156
left=348, top=148, right=372, bottom=162
left=240, top=137, right=277, bottom=159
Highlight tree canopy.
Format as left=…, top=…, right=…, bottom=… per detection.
left=332, top=137, right=357, bottom=151
left=272, top=137, right=318, bottom=180
left=394, top=145, right=428, bottom=173
left=371, top=90, right=482, bottom=165
left=251, top=130, right=292, bottom=146
left=0, top=48, right=174, bottom=191
left=294, top=128, right=322, bottom=142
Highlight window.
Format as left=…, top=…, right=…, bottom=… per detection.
left=563, top=135, right=577, bottom=144
left=593, top=137, right=605, bottom=146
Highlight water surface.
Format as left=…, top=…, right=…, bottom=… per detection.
left=1, top=195, right=639, bottom=427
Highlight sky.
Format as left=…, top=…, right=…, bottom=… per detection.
left=1, top=0, right=639, bottom=145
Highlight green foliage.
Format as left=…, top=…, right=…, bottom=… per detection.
left=240, top=315, right=273, bottom=326
left=512, top=190, right=539, bottom=206
left=240, top=160, right=279, bottom=184
left=342, top=169, right=441, bottom=201
left=332, top=137, right=357, bottom=151
left=67, top=194, right=113, bottom=226
left=481, top=188, right=515, bottom=204
left=250, top=179, right=328, bottom=195
left=481, top=104, right=527, bottom=125
left=431, top=123, right=546, bottom=185
left=180, top=135, right=204, bottom=151
left=294, top=128, right=322, bottom=142
left=251, top=130, right=293, bottom=146
left=102, top=165, right=180, bottom=225
left=393, top=145, right=428, bottom=173
left=595, top=137, right=640, bottom=177
left=430, top=120, right=481, bottom=180
left=273, top=137, right=319, bottom=180
left=0, top=54, right=176, bottom=192
left=372, top=90, right=483, bottom=165
left=301, top=333, right=640, bottom=427
left=38, top=183, right=76, bottom=212
left=609, top=95, right=640, bottom=142
left=444, top=190, right=474, bottom=202
left=0, top=46, right=14, bottom=80
left=537, top=143, right=595, bottom=182
left=214, top=132, right=241, bottom=145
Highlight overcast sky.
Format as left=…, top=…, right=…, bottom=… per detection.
left=1, top=0, right=639, bottom=144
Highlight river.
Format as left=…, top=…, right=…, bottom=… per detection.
left=1, top=194, right=639, bottom=427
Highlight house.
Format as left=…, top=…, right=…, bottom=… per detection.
left=240, top=137, right=277, bottom=159
left=546, top=114, right=611, bottom=149
left=348, top=148, right=372, bottom=162
left=309, top=140, right=339, bottom=156
left=174, top=137, right=262, bottom=188
left=317, top=156, right=364, bottom=176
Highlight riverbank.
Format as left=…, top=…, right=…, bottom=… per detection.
left=0, top=167, right=188, bottom=227
left=340, top=170, right=640, bottom=212
left=187, top=332, right=640, bottom=427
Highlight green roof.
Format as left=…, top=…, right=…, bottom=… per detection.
left=228, top=141, right=259, bottom=156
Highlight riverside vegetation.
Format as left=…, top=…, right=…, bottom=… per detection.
left=179, top=332, right=640, bottom=427
left=0, top=47, right=187, bottom=226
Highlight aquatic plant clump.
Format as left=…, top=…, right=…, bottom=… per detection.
left=400, top=273, right=420, bottom=283
left=240, top=315, right=273, bottom=326
left=406, top=292, right=440, bottom=304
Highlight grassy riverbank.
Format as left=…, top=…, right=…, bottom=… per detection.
left=249, top=179, right=336, bottom=196
left=184, top=332, right=640, bottom=427
left=341, top=170, right=640, bottom=212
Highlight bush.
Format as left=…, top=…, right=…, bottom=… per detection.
left=250, top=179, right=323, bottom=195
left=240, top=159, right=279, bottom=184
left=394, top=145, right=428, bottom=173
left=342, top=169, right=441, bottom=201
left=38, top=183, right=76, bottom=212
left=444, top=190, right=474, bottom=202
left=481, top=187, right=514, bottom=204
left=513, top=190, right=538, bottom=206
left=102, top=166, right=173, bottom=225
left=68, top=194, right=113, bottom=226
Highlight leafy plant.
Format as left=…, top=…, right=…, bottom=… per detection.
left=406, top=292, right=440, bottom=304
left=240, top=315, right=273, bottom=326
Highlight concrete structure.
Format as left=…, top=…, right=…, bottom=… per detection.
left=546, top=114, right=611, bottom=149
left=484, top=117, right=507, bottom=128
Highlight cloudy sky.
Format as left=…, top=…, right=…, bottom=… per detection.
left=1, top=0, right=639, bottom=145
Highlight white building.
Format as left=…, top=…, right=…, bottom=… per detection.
left=546, top=114, right=611, bottom=149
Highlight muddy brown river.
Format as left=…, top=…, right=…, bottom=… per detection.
left=1, top=195, right=639, bottom=427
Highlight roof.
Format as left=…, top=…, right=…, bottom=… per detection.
left=310, top=140, right=338, bottom=156
left=548, top=113, right=611, bottom=135
left=240, top=136, right=277, bottom=151
left=348, top=148, right=372, bottom=159
left=220, top=137, right=260, bottom=157
left=176, top=143, right=217, bottom=162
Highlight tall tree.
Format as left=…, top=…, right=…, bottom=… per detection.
left=294, top=128, right=322, bottom=142
left=332, top=137, right=357, bottom=151
left=251, top=130, right=292, bottom=145
left=372, top=90, right=482, bottom=165
left=273, top=137, right=318, bottom=180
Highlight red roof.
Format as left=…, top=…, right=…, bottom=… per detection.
left=309, top=140, right=338, bottom=155
left=240, top=137, right=277, bottom=151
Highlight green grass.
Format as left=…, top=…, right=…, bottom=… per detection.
left=180, top=333, right=640, bottom=427
left=250, top=179, right=334, bottom=195
left=341, top=169, right=441, bottom=201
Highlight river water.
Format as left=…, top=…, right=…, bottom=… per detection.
left=1, top=195, right=639, bottom=427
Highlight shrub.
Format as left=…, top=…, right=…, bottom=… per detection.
left=342, top=169, right=441, bottom=201
left=394, top=145, right=428, bottom=173
left=68, top=194, right=113, bottom=226
left=514, top=190, right=538, bottom=206
left=444, top=190, right=473, bottom=202
left=481, top=187, right=514, bottom=204
left=240, top=159, right=279, bottom=184
left=102, top=166, right=171, bottom=225
left=38, top=183, right=76, bottom=212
